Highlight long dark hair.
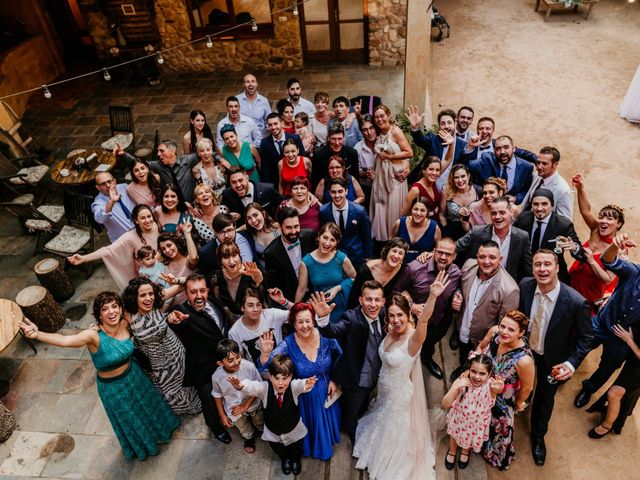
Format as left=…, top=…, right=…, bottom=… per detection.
left=244, top=202, right=278, bottom=236
left=188, top=110, right=214, bottom=152
left=128, top=158, right=161, bottom=199
left=132, top=204, right=160, bottom=245
left=157, top=233, right=188, bottom=263
left=159, top=183, right=188, bottom=214
left=122, top=277, right=164, bottom=314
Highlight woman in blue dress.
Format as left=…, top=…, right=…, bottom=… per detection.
left=391, top=196, right=441, bottom=263
left=259, top=303, right=342, bottom=461
left=19, top=291, right=179, bottom=460
left=295, top=222, right=356, bottom=323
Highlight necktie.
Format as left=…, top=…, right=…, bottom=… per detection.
left=277, top=393, right=283, bottom=409
left=479, top=145, right=490, bottom=151
left=372, top=320, right=381, bottom=342
left=500, top=165, right=509, bottom=182
left=529, top=294, right=547, bottom=352
left=524, top=178, right=544, bottom=212
left=338, top=209, right=345, bottom=232
left=531, top=220, right=543, bottom=252
left=287, top=241, right=300, bottom=251
left=276, top=140, right=284, bottom=154
left=118, top=198, right=131, bottom=219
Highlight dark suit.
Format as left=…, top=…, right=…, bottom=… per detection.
left=311, top=144, right=359, bottom=189
left=220, top=182, right=282, bottom=228
left=468, top=153, right=534, bottom=204
left=259, top=133, right=305, bottom=187
left=199, top=231, right=256, bottom=281
left=170, top=300, right=229, bottom=433
left=455, top=225, right=533, bottom=281
left=318, top=307, right=386, bottom=439
left=513, top=211, right=585, bottom=284
left=407, top=131, right=468, bottom=185
left=264, top=229, right=316, bottom=302
left=519, top=278, right=593, bottom=439
left=460, top=140, right=538, bottom=165
left=319, top=201, right=372, bottom=269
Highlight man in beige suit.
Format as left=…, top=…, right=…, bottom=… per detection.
left=450, top=239, right=520, bottom=381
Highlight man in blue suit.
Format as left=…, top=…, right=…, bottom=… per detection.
left=259, top=112, right=305, bottom=187
left=460, top=117, right=538, bottom=165
left=468, top=135, right=534, bottom=204
left=319, top=177, right=372, bottom=269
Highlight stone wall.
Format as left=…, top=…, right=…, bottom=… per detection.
left=79, top=0, right=303, bottom=73
left=367, top=0, right=407, bottom=67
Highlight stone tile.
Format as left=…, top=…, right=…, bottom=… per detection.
left=83, top=400, right=112, bottom=436
left=40, top=433, right=102, bottom=479
left=10, top=358, right=61, bottom=395
left=298, top=457, right=326, bottom=479
left=172, top=413, right=210, bottom=440
left=175, top=439, right=226, bottom=480
left=222, top=429, right=271, bottom=480
left=129, top=439, right=185, bottom=479
left=45, top=360, right=95, bottom=395
left=328, top=440, right=360, bottom=480
left=0, top=431, right=55, bottom=476
left=85, top=435, right=134, bottom=480
left=45, top=393, right=98, bottom=434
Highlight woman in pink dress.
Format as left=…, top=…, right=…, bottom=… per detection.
left=68, top=205, right=160, bottom=291
left=126, top=158, right=160, bottom=208
left=467, top=177, right=507, bottom=228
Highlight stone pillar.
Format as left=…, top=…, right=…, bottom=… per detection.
left=403, top=0, right=432, bottom=123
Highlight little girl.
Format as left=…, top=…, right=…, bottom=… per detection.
left=442, top=354, right=504, bottom=470
left=136, top=245, right=170, bottom=289
left=294, top=112, right=314, bottom=155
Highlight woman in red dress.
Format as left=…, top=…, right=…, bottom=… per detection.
left=278, top=139, right=312, bottom=197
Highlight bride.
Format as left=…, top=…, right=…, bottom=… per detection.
left=352, top=271, right=449, bottom=480
left=620, top=65, right=640, bottom=123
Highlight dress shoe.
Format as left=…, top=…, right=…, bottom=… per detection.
left=449, top=366, right=464, bottom=383
left=449, top=334, right=460, bottom=351
left=588, top=424, right=612, bottom=439
left=427, top=359, right=444, bottom=380
left=574, top=389, right=592, bottom=408
left=531, top=436, right=546, bottom=466
left=291, top=458, right=302, bottom=475
left=458, top=450, right=469, bottom=469
left=281, top=458, right=292, bottom=475
left=213, top=430, right=232, bottom=444
left=444, top=450, right=456, bottom=470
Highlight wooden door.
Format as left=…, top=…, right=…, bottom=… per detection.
left=300, top=0, right=367, bottom=63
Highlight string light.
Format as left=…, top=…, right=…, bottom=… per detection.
left=206, top=35, right=213, bottom=48
left=102, top=68, right=111, bottom=81
left=0, top=0, right=313, bottom=101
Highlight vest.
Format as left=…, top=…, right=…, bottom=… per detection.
left=264, top=382, right=300, bottom=435
left=359, top=320, right=382, bottom=389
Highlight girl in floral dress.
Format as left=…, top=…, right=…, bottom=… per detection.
left=443, top=354, right=503, bottom=470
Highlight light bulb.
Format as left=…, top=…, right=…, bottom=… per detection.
left=206, top=35, right=213, bottom=48
left=156, top=52, right=164, bottom=64
left=293, top=3, right=299, bottom=15
left=102, top=68, right=111, bottom=81
left=42, top=85, right=52, bottom=99
left=251, top=18, right=258, bottom=32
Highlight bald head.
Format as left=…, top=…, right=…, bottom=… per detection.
left=95, top=172, right=116, bottom=195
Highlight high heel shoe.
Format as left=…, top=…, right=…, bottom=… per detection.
left=588, top=424, right=611, bottom=439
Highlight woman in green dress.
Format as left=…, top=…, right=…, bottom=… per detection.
left=19, top=291, right=179, bottom=460
left=220, top=124, right=261, bottom=183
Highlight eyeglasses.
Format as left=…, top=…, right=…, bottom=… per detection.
left=97, top=178, right=115, bottom=187
left=216, top=227, right=235, bottom=236
left=434, top=249, right=455, bottom=258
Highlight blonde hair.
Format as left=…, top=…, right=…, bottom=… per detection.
left=194, top=182, right=220, bottom=206
left=196, top=137, right=213, bottom=151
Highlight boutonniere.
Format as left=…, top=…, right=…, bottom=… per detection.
left=351, top=219, right=358, bottom=225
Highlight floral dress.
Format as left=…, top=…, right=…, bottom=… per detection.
left=446, top=380, right=494, bottom=452
left=482, top=334, right=532, bottom=469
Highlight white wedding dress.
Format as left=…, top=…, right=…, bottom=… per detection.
left=353, top=333, right=436, bottom=480
left=620, top=65, right=640, bottom=123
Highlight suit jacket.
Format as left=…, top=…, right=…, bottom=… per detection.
left=455, top=224, right=533, bottom=282
left=199, top=231, right=256, bottom=281
left=458, top=260, right=520, bottom=345
left=264, top=229, right=316, bottom=301
left=221, top=182, right=282, bottom=227
left=513, top=211, right=585, bottom=284
left=319, top=201, right=372, bottom=268
left=519, top=278, right=593, bottom=370
left=318, top=307, right=386, bottom=392
left=468, top=153, right=534, bottom=204
left=460, top=140, right=538, bottom=165
left=311, top=144, right=359, bottom=189
left=407, top=131, right=467, bottom=185
left=170, top=300, right=228, bottom=386
left=259, top=132, right=305, bottom=186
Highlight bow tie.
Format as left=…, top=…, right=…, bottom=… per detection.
left=479, top=145, right=491, bottom=150
left=456, top=132, right=465, bottom=138
left=286, top=241, right=300, bottom=251
left=241, top=194, right=252, bottom=199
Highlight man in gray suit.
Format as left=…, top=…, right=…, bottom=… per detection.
left=450, top=240, right=520, bottom=381
left=456, top=196, right=533, bottom=282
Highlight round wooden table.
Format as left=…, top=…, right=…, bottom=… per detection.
left=50, top=148, right=117, bottom=186
left=0, top=300, right=22, bottom=352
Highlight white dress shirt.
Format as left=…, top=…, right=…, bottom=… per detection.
left=528, top=283, right=561, bottom=356
left=354, top=140, right=376, bottom=187
left=492, top=228, right=512, bottom=269
left=522, top=171, right=574, bottom=219
left=240, top=182, right=255, bottom=207
left=216, top=114, right=262, bottom=150
left=531, top=214, right=551, bottom=248
left=283, top=237, right=302, bottom=275
left=460, top=274, right=493, bottom=343
left=289, top=96, right=316, bottom=116
left=237, top=91, right=271, bottom=133
left=332, top=203, right=348, bottom=227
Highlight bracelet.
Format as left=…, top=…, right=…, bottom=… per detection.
left=279, top=298, right=288, bottom=306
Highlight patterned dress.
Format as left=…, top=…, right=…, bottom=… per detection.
left=129, top=309, right=201, bottom=415
left=482, top=335, right=532, bottom=469
left=446, top=381, right=494, bottom=452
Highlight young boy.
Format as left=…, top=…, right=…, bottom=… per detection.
left=228, top=354, right=316, bottom=475
left=211, top=339, right=264, bottom=453
left=294, top=111, right=314, bottom=156
left=136, top=245, right=170, bottom=288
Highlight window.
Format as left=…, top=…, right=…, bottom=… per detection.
left=185, top=0, right=274, bottom=38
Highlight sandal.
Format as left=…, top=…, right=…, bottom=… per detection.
left=243, top=434, right=256, bottom=453
left=588, top=423, right=611, bottom=439
left=458, top=450, right=470, bottom=469
left=444, top=450, right=456, bottom=470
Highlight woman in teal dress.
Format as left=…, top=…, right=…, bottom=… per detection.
left=19, top=291, right=179, bottom=460
left=220, top=124, right=261, bottom=183
left=294, top=222, right=356, bottom=323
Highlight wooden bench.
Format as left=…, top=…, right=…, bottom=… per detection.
left=535, top=0, right=599, bottom=21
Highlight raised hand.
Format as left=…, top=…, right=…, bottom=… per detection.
left=571, top=173, right=583, bottom=189
left=429, top=270, right=450, bottom=298
left=309, top=291, right=336, bottom=318
left=241, top=261, right=262, bottom=283
left=451, top=375, right=471, bottom=392
left=18, top=318, right=39, bottom=339
left=614, top=233, right=637, bottom=251
left=112, top=142, right=125, bottom=157
left=267, top=287, right=286, bottom=305
left=405, top=105, right=425, bottom=131
left=259, top=329, right=275, bottom=355
left=437, top=129, right=454, bottom=146
left=304, top=376, right=318, bottom=392
left=227, top=375, right=244, bottom=391
left=182, top=219, right=193, bottom=235
left=555, top=235, right=576, bottom=252
left=467, top=135, right=481, bottom=149
left=108, top=185, right=120, bottom=203
left=416, top=250, right=434, bottom=264
left=67, top=254, right=84, bottom=265
left=489, top=376, right=505, bottom=394
left=166, top=310, right=189, bottom=324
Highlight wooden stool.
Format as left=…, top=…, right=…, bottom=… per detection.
left=0, top=299, right=36, bottom=355
left=0, top=402, right=15, bottom=442
left=134, top=146, right=153, bottom=162
left=34, top=258, right=75, bottom=302
left=15, top=286, right=66, bottom=333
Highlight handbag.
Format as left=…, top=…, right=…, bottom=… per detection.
left=324, top=385, right=342, bottom=409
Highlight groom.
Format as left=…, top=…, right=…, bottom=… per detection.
left=312, top=281, right=386, bottom=444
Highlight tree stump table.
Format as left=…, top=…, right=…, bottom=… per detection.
left=34, top=258, right=75, bottom=302
left=15, top=286, right=66, bottom=333
left=0, top=402, right=15, bottom=442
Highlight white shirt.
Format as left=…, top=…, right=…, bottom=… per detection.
left=527, top=171, right=574, bottom=219
left=216, top=114, right=262, bottom=150
left=228, top=308, right=289, bottom=363
left=237, top=91, right=272, bottom=133
left=240, top=182, right=255, bottom=207
left=530, top=214, right=551, bottom=249
left=283, top=237, right=302, bottom=275
left=499, top=156, right=517, bottom=192
left=456, top=129, right=476, bottom=143
left=288, top=96, right=316, bottom=116
left=460, top=274, right=492, bottom=343
left=528, top=283, right=561, bottom=356
left=436, top=145, right=452, bottom=190
left=492, top=228, right=512, bottom=269
left=332, top=203, right=348, bottom=227
left=211, top=359, right=262, bottom=422
left=240, top=379, right=309, bottom=445
left=271, top=132, right=286, bottom=154
left=203, top=301, right=226, bottom=334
